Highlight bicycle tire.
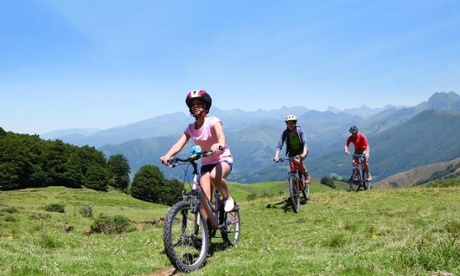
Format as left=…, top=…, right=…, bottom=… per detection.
left=289, top=175, right=300, bottom=213
left=302, top=183, right=310, bottom=201
left=348, top=172, right=355, bottom=192
left=356, top=167, right=364, bottom=192
left=220, top=207, right=241, bottom=246
left=163, top=199, right=210, bottom=273
left=365, top=180, right=372, bottom=190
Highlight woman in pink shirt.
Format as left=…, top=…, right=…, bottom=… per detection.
left=344, top=126, right=372, bottom=181
left=160, top=90, right=235, bottom=212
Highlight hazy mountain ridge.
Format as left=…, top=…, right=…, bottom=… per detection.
left=45, top=91, right=460, bottom=184
left=374, top=156, right=460, bottom=188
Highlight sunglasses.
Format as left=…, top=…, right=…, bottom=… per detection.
left=190, top=102, right=204, bottom=108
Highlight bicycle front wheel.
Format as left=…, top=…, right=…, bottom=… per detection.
left=302, top=183, right=310, bottom=201
left=163, top=199, right=210, bottom=273
left=356, top=167, right=364, bottom=192
left=289, top=175, right=300, bottom=213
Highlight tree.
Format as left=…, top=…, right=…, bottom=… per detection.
left=0, top=132, right=44, bottom=189
left=164, top=178, right=185, bottom=206
left=131, top=165, right=183, bottom=205
left=85, top=165, right=109, bottom=191
left=107, top=154, right=131, bottom=191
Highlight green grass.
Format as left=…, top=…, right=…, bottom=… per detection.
left=1, top=181, right=459, bottom=276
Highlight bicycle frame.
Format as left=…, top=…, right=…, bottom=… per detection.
left=163, top=147, right=241, bottom=272
left=280, top=156, right=303, bottom=188
left=189, top=165, right=223, bottom=230
left=349, top=153, right=369, bottom=191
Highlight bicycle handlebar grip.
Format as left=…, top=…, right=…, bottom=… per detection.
left=168, top=157, right=178, bottom=167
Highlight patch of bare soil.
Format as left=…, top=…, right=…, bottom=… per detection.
left=131, top=267, right=180, bottom=276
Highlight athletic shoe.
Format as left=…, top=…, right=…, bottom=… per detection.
left=224, top=196, right=235, bottom=212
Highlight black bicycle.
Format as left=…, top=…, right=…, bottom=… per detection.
left=163, top=146, right=241, bottom=272
left=348, top=153, right=371, bottom=192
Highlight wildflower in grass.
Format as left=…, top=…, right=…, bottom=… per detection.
left=372, top=235, right=377, bottom=240
left=8, top=236, right=13, bottom=241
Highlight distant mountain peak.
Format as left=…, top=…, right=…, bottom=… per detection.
left=428, top=91, right=459, bottom=102
left=421, top=91, right=460, bottom=111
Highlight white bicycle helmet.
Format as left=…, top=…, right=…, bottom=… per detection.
left=285, top=115, right=298, bottom=122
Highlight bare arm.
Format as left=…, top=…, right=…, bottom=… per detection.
left=344, top=143, right=350, bottom=155
left=160, top=133, right=189, bottom=165
left=212, top=121, right=226, bottom=152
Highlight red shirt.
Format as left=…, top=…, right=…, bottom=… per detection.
left=346, top=133, right=369, bottom=151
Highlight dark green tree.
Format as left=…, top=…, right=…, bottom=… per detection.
left=131, top=165, right=182, bottom=205
left=107, top=154, right=131, bottom=191
left=44, top=139, right=78, bottom=187
left=78, top=145, right=108, bottom=176
left=165, top=178, right=186, bottom=205
left=63, top=153, right=85, bottom=188
left=85, top=165, right=109, bottom=191
left=0, top=132, right=44, bottom=189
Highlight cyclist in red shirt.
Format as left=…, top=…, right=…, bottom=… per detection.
left=344, top=126, right=372, bottom=181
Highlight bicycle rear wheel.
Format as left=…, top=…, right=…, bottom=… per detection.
left=220, top=206, right=241, bottom=246
left=289, top=175, right=300, bottom=213
left=365, top=180, right=372, bottom=190
left=163, top=199, right=210, bottom=273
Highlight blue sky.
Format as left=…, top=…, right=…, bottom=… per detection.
left=1, top=1, right=459, bottom=135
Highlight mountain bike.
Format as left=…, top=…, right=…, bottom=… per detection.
left=348, top=153, right=371, bottom=192
left=163, top=145, right=241, bottom=273
left=277, top=156, right=310, bottom=213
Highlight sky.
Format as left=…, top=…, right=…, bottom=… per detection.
left=1, top=0, right=459, bottom=135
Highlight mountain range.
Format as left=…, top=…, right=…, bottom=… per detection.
left=42, top=91, right=460, bottom=184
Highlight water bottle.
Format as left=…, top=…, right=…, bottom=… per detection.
left=190, top=145, right=202, bottom=155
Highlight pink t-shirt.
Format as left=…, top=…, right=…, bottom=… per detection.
left=184, top=116, right=233, bottom=165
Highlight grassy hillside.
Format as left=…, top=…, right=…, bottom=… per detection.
left=375, top=156, right=460, bottom=188
left=1, top=181, right=459, bottom=275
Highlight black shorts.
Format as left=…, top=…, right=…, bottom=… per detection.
left=288, top=149, right=303, bottom=158
left=354, top=149, right=368, bottom=161
left=201, top=161, right=233, bottom=174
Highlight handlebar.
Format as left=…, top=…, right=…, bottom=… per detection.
left=276, top=155, right=301, bottom=162
left=168, top=146, right=224, bottom=168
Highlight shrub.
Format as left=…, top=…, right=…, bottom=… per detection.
left=4, top=214, right=17, bottom=222
left=2, top=207, right=19, bottom=214
left=246, top=193, right=257, bottom=201
left=320, top=177, right=336, bottom=189
left=79, top=202, right=93, bottom=218
left=44, top=203, right=65, bottom=213
left=90, top=213, right=132, bottom=234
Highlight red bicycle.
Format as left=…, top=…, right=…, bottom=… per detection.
left=277, top=156, right=310, bottom=213
left=348, top=153, right=371, bottom=192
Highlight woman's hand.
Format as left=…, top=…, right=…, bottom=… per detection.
left=160, top=155, right=170, bottom=166
left=211, top=144, right=223, bottom=153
